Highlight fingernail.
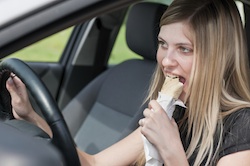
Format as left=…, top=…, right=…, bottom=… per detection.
left=10, top=74, right=16, bottom=78
left=7, top=77, right=14, bottom=85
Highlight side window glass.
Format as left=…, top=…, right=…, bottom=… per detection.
left=7, top=27, right=73, bottom=62
left=108, top=22, right=141, bottom=65
left=109, top=0, right=171, bottom=65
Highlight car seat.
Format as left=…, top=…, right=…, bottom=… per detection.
left=62, top=2, right=167, bottom=154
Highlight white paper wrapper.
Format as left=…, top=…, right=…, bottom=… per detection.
left=142, top=92, right=186, bottom=166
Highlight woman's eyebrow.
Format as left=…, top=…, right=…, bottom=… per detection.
left=157, top=36, right=165, bottom=41
left=176, top=43, right=193, bottom=47
left=158, top=35, right=193, bottom=47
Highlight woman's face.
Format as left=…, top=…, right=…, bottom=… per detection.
left=157, top=22, right=193, bottom=101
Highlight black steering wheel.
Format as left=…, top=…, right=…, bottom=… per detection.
left=0, top=58, right=80, bottom=166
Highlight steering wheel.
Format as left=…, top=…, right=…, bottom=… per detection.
left=0, top=58, right=80, bottom=166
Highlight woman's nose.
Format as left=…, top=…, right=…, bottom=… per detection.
left=161, top=50, right=178, bottom=68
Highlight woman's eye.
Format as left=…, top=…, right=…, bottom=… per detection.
left=179, top=46, right=193, bottom=53
left=158, top=40, right=167, bottom=49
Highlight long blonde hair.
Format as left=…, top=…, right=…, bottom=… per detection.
left=137, top=0, right=250, bottom=165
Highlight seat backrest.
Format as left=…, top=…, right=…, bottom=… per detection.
left=63, top=2, right=167, bottom=154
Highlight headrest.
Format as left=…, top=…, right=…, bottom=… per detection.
left=126, top=2, right=167, bottom=60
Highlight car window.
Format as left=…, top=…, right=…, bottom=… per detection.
left=108, top=22, right=141, bottom=65
left=108, top=0, right=172, bottom=65
left=7, top=27, right=73, bottom=62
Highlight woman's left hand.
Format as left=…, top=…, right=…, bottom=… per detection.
left=6, top=74, right=52, bottom=137
left=139, top=100, right=187, bottom=165
left=6, top=74, right=35, bottom=120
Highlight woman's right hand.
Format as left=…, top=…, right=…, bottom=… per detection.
left=139, top=100, right=188, bottom=165
left=6, top=74, right=35, bottom=121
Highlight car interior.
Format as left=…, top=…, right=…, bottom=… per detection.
left=62, top=2, right=167, bottom=154
left=0, top=0, right=250, bottom=166
left=0, top=1, right=167, bottom=165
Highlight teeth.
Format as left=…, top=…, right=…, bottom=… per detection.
left=166, top=74, right=179, bottom=79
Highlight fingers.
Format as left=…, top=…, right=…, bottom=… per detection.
left=138, top=118, right=145, bottom=127
left=139, top=100, right=171, bottom=128
left=148, top=100, right=164, bottom=112
left=6, top=73, right=25, bottom=93
left=6, top=74, right=28, bottom=107
left=142, top=100, right=165, bottom=119
left=6, top=74, right=33, bottom=120
left=139, top=100, right=161, bottom=127
left=6, top=74, right=16, bottom=90
left=6, top=77, right=17, bottom=95
left=143, top=108, right=152, bottom=117
left=139, top=109, right=155, bottom=128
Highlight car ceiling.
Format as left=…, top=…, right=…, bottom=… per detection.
left=0, top=0, right=139, bottom=58
left=0, top=0, right=55, bottom=27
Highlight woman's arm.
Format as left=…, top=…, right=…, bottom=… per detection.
left=77, top=128, right=143, bottom=166
left=217, top=150, right=250, bottom=166
left=217, top=109, right=250, bottom=166
left=6, top=75, right=143, bottom=166
left=93, top=128, right=143, bottom=165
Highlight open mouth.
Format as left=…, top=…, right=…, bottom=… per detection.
left=179, top=76, right=186, bottom=84
left=166, top=73, right=186, bottom=84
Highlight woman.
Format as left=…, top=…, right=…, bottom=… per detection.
left=6, top=0, right=250, bottom=165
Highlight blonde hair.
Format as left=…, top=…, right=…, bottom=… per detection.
left=136, top=0, right=250, bottom=165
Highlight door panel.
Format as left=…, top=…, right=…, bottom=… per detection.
left=27, top=62, right=64, bottom=100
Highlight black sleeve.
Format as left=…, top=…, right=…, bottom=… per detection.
left=219, top=108, right=250, bottom=158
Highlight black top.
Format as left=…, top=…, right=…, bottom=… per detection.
left=173, top=107, right=250, bottom=165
